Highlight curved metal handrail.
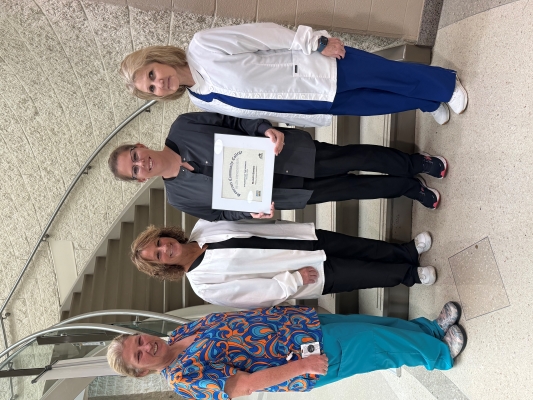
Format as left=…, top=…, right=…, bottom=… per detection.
left=56, top=309, right=190, bottom=327
left=0, top=308, right=188, bottom=370
left=0, top=100, right=157, bottom=345
left=0, top=323, right=139, bottom=364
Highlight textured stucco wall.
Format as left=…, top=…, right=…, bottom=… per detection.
left=0, top=1, right=405, bottom=399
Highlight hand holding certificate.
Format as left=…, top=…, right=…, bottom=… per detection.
left=212, top=134, right=275, bottom=213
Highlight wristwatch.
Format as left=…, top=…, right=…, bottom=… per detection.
left=317, top=36, right=329, bottom=53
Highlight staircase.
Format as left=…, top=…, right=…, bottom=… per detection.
left=60, top=187, right=204, bottom=323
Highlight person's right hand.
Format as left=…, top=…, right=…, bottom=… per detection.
left=298, top=267, right=319, bottom=285
left=300, top=354, right=329, bottom=375
left=264, top=128, right=285, bottom=156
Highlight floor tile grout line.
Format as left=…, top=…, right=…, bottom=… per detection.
left=486, top=236, right=512, bottom=306
left=463, top=303, right=511, bottom=321
left=447, top=236, right=511, bottom=321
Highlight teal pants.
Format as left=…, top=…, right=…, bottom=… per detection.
left=315, top=314, right=453, bottom=388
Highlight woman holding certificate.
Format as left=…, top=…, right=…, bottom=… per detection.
left=108, top=113, right=448, bottom=221
left=128, top=220, right=437, bottom=309
left=120, top=23, right=467, bottom=126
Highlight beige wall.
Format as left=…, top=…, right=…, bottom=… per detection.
left=98, top=0, right=426, bottom=41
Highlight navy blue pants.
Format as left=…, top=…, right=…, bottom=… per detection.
left=330, top=47, right=457, bottom=115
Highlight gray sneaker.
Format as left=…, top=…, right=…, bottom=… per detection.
left=436, top=301, right=461, bottom=333
left=443, top=325, right=466, bottom=359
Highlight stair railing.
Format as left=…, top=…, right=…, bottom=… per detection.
left=0, top=101, right=157, bottom=373
left=0, top=309, right=189, bottom=368
left=0, top=308, right=188, bottom=400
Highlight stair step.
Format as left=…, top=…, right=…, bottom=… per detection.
left=88, top=257, right=107, bottom=323
left=133, top=205, right=150, bottom=235
left=78, top=274, right=94, bottom=317
left=132, top=205, right=151, bottom=313
left=182, top=213, right=199, bottom=236
left=165, top=202, right=182, bottom=228
left=164, top=202, right=184, bottom=311
left=147, top=189, right=165, bottom=313
left=165, top=280, right=184, bottom=312
left=101, top=239, right=121, bottom=318
left=113, top=222, right=136, bottom=323
left=68, top=292, right=81, bottom=319
left=60, top=310, right=69, bottom=322
left=149, top=189, right=165, bottom=227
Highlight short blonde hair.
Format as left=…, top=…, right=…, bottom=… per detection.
left=107, top=333, right=142, bottom=377
left=131, top=225, right=189, bottom=281
left=120, top=46, right=188, bottom=101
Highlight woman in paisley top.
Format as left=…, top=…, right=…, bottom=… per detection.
left=107, top=304, right=465, bottom=399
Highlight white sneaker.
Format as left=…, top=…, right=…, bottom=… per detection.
left=429, top=103, right=450, bottom=125
left=414, top=232, right=432, bottom=254
left=418, top=266, right=437, bottom=285
left=447, top=76, right=468, bottom=114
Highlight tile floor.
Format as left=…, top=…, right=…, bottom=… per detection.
left=263, top=1, right=533, bottom=399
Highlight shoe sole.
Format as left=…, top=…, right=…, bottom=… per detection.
left=418, top=176, right=441, bottom=209
left=454, top=324, right=468, bottom=357
left=420, top=152, right=448, bottom=179
left=428, top=187, right=440, bottom=209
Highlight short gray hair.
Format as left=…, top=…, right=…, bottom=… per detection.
left=107, top=333, right=141, bottom=377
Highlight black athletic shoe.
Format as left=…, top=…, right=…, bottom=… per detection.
left=420, top=152, right=448, bottom=179
left=417, top=177, right=440, bottom=209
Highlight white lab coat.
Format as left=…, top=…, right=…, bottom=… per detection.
left=186, top=23, right=336, bottom=127
left=187, top=220, right=326, bottom=309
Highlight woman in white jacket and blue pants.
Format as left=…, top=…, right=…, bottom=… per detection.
left=121, top=23, right=467, bottom=126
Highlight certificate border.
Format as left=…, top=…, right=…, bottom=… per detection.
left=212, top=134, right=274, bottom=214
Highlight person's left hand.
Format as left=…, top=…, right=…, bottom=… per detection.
left=264, top=128, right=285, bottom=156
left=251, top=202, right=275, bottom=219
left=298, top=267, right=319, bottom=285
left=321, top=37, right=346, bottom=60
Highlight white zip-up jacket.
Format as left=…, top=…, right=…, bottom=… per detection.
left=186, top=23, right=337, bottom=127
left=186, top=219, right=326, bottom=309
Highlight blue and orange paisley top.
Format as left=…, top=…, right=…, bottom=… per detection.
left=161, top=306, right=323, bottom=399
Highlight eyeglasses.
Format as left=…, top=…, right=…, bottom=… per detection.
left=130, top=147, right=139, bottom=180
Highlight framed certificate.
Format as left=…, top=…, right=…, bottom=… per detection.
left=212, top=134, right=275, bottom=213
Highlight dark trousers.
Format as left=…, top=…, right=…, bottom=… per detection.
left=305, top=141, right=424, bottom=203
left=315, top=230, right=421, bottom=294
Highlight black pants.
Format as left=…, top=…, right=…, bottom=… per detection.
left=315, top=230, right=421, bottom=294
left=305, top=142, right=424, bottom=203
